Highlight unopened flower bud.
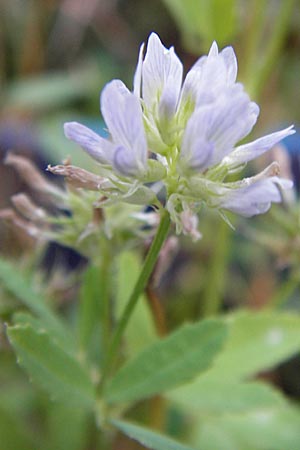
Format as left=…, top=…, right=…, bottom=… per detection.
left=0, top=208, right=42, bottom=239
left=180, top=209, right=202, bottom=241
left=11, top=193, right=48, bottom=222
left=47, top=164, right=112, bottom=191
left=5, top=153, right=63, bottom=199
left=271, top=145, right=296, bottom=205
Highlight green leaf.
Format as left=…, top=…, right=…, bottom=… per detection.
left=78, top=265, right=102, bottom=352
left=0, top=351, right=36, bottom=415
left=13, top=311, right=50, bottom=329
left=0, top=407, right=34, bottom=450
left=0, top=381, right=35, bottom=418
left=46, top=403, right=89, bottom=450
left=203, top=310, right=300, bottom=382
left=168, top=380, right=285, bottom=415
left=7, top=323, right=95, bottom=409
left=104, top=318, right=227, bottom=403
left=78, top=261, right=114, bottom=366
left=111, top=419, right=195, bottom=450
left=0, top=258, right=75, bottom=353
left=167, top=311, right=300, bottom=450
left=194, top=407, right=300, bottom=450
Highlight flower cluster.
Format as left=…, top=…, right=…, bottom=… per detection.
left=63, top=32, right=294, bottom=238
left=0, top=153, right=153, bottom=260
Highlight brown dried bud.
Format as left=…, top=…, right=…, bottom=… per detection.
left=11, top=193, right=48, bottom=222
left=5, top=153, right=63, bottom=198
left=272, top=144, right=292, bottom=180
left=47, top=164, right=111, bottom=191
left=271, top=145, right=296, bottom=205
left=254, top=161, right=281, bottom=180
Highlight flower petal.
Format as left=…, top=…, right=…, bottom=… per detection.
left=180, top=112, right=215, bottom=171
left=142, top=32, right=183, bottom=113
left=158, top=73, right=180, bottom=122
left=208, top=41, right=219, bottom=57
left=219, top=177, right=293, bottom=217
left=181, top=137, right=214, bottom=172
left=101, top=79, right=148, bottom=173
left=219, top=46, right=238, bottom=84
left=64, top=122, right=113, bottom=164
left=182, top=85, right=259, bottom=167
left=223, top=125, right=295, bottom=168
left=180, top=44, right=238, bottom=115
left=133, top=42, right=145, bottom=97
left=113, top=145, right=141, bottom=177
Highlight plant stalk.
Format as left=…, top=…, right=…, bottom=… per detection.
left=99, top=210, right=171, bottom=389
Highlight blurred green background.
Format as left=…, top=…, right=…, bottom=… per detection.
left=1, top=1, right=300, bottom=449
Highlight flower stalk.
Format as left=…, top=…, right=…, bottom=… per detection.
left=99, top=209, right=171, bottom=389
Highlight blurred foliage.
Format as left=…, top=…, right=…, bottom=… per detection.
left=161, top=0, right=237, bottom=50
left=1, top=0, right=300, bottom=449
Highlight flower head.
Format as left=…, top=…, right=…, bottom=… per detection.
left=63, top=32, right=295, bottom=239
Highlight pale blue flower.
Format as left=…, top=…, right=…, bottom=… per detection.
left=218, top=176, right=293, bottom=217
left=134, top=33, right=183, bottom=123
left=179, top=85, right=259, bottom=171
left=179, top=41, right=238, bottom=112
left=134, top=34, right=294, bottom=230
left=65, top=80, right=148, bottom=178
left=134, top=33, right=243, bottom=148
left=64, top=122, right=114, bottom=166
left=223, top=125, right=295, bottom=170
left=63, top=32, right=295, bottom=238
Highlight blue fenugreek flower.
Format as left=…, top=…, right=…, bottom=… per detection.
left=63, top=32, right=294, bottom=238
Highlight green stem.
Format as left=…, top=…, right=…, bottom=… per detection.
left=99, top=210, right=171, bottom=388
left=99, top=242, right=112, bottom=366
left=78, top=241, right=112, bottom=367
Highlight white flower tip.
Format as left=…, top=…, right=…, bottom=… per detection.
left=148, top=31, right=163, bottom=47
left=102, top=79, right=128, bottom=99
left=223, top=44, right=235, bottom=53
left=149, top=31, right=159, bottom=40
left=133, top=42, right=145, bottom=96
left=139, top=41, right=145, bottom=54
left=208, top=41, right=219, bottom=57
left=287, top=124, right=296, bottom=135
left=64, top=122, right=80, bottom=139
left=147, top=31, right=173, bottom=54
